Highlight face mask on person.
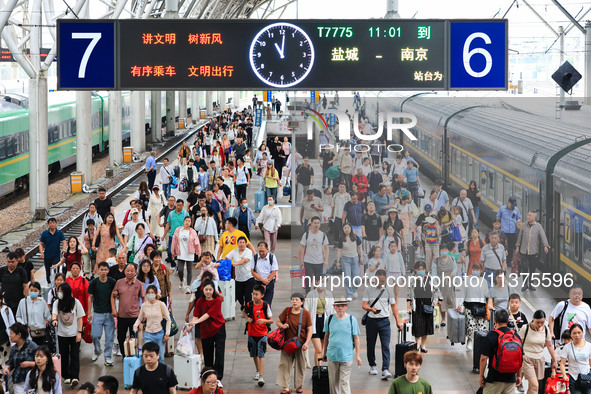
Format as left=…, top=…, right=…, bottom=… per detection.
left=440, top=251, right=449, bottom=257
left=401, top=188, right=407, bottom=192
left=268, top=200, right=274, bottom=206
left=146, top=294, right=156, bottom=302
left=243, top=203, right=248, bottom=209
left=472, top=270, right=481, bottom=277
left=57, top=292, right=64, bottom=300
left=416, top=270, right=426, bottom=277
left=29, top=292, right=39, bottom=299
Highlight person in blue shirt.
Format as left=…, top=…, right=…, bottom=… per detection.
left=322, top=298, right=362, bottom=394
left=434, top=179, right=449, bottom=211
left=402, top=161, right=420, bottom=206
left=342, top=193, right=365, bottom=238
left=39, top=218, right=66, bottom=284
left=232, top=198, right=258, bottom=239
left=144, top=151, right=157, bottom=191
left=373, top=185, right=396, bottom=216
left=496, top=196, right=522, bottom=267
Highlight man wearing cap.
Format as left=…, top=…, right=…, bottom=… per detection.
left=434, top=179, right=449, bottom=210
left=145, top=151, right=157, bottom=190
left=322, top=298, right=362, bottom=394
left=121, top=208, right=150, bottom=245
left=452, top=190, right=476, bottom=233
left=496, top=196, right=522, bottom=266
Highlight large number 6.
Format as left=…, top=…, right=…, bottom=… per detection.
left=72, top=32, right=101, bottom=78
left=463, top=32, right=492, bottom=78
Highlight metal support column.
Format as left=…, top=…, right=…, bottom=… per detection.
left=76, top=91, right=93, bottom=184
left=166, top=91, right=176, bottom=136
left=559, top=26, right=565, bottom=116
left=220, top=91, right=227, bottom=110
left=131, top=91, right=145, bottom=152
left=206, top=91, right=213, bottom=115
left=151, top=91, right=162, bottom=142
left=108, top=91, right=123, bottom=166
left=233, top=91, right=240, bottom=109
left=179, top=91, right=187, bottom=120
left=29, top=76, right=48, bottom=215
left=192, top=91, right=200, bottom=119
left=586, top=22, right=591, bottom=103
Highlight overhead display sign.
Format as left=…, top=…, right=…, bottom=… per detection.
left=57, top=19, right=507, bottom=90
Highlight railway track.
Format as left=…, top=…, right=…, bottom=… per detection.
left=21, top=124, right=205, bottom=269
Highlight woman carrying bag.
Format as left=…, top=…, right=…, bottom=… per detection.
left=407, top=261, right=441, bottom=353
left=304, top=286, right=334, bottom=367
left=275, top=293, right=313, bottom=394
left=560, top=323, right=591, bottom=394
left=133, top=285, right=170, bottom=363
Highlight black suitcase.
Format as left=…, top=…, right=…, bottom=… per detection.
left=312, top=359, right=329, bottom=394
left=395, top=322, right=417, bottom=377
left=473, top=330, right=488, bottom=373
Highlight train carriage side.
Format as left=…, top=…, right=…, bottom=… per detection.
left=0, top=109, right=29, bottom=195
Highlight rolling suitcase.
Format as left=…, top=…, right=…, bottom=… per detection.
left=219, top=279, right=236, bottom=320
left=254, top=189, right=265, bottom=212
left=312, top=358, right=329, bottom=394
left=472, top=330, right=488, bottom=373
left=52, top=329, right=61, bottom=378
left=174, top=354, right=202, bottom=389
left=447, top=308, right=466, bottom=345
left=395, top=322, right=417, bottom=377
left=123, top=333, right=141, bottom=389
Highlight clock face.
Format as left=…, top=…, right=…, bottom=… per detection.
left=249, top=22, right=315, bottom=88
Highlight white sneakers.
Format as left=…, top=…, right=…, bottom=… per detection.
left=254, top=371, right=260, bottom=380
left=91, top=350, right=102, bottom=362
left=466, top=338, right=473, bottom=351
left=381, top=370, right=393, bottom=380
left=369, top=366, right=378, bottom=375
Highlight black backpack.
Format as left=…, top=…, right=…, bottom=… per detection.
left=553, top=301, right=569, bottom=340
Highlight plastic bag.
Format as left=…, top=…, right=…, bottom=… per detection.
left=175, top=326, right=195, bottom=357
left=217, top=258, right=232, bottom=281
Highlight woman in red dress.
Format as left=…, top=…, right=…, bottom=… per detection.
left=465, top=228, right=485, bottom=275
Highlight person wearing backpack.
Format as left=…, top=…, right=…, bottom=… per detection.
left=321, top=298, right=362, bottom=394
left=242, top=285, right=273, bottom=387
left=517, top=310, right=558, bottom=394
left=479, top=309, right=523, bottom=394
left=549, top=285, right=591, bottom=343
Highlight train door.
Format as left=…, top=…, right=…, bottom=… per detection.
left=553, top=191, right=562, bottom=273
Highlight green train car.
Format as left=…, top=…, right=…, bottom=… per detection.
left=0, top=92, right=132, bottom=197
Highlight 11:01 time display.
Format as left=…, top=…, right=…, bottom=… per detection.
left=368, top=26, right=401, bottom=38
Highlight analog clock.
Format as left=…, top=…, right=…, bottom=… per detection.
left=249, top=22, right=315, bottom=88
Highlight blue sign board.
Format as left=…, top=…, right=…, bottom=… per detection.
left=255, top=108, right=263, bottom=127
left=310, top=91, right=316, bottom=103
left=449, top=21, right=507, bottom=89
left=58, top=21, right=115, bottom=89
left=328, top=113, right=336, bottom=127
left=267, top=91, right=272, bottom=102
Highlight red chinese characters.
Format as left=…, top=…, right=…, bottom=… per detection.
left=142, top=33, right=176, bottom=45
left=187, top=65, right=234, bottom=78
left=130, top=65, right=176, bottom=77
left=187, top=33, right=223, bottom=45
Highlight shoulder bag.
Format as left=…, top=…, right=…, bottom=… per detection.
left=25, top=298, right=46, bottom=338
left=268, top=308, right=291, bottom=351
left=570, top=342, right=591, bottom=389
left=283, top=308, right=304, bottom=355
left=361, top=288, right=386, bottom=326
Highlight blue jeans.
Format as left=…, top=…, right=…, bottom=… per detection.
left=366, top=317, right=391, bottom=371
left=341, top=256, right=360, bottom=298
left=162, top=183, right=171, bottom=199
left=144, top=329, right=165, bottom=363
left=484, top=268, right=496, bottom=288
left=265, top=187, right=277, bottom=204
left=91, top=312, right=115, bottom=360
left=473, top=206, right=480, bottom=229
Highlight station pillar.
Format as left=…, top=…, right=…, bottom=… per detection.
left=28, top=76, right=48, bottom=215
left=108, top=91, right=123, bottom=166
left=585, top=22, right=591, bottom=104
left=192, top=91, right=200, bottom=119
left=151, top=91, right=162, bottom=142
left=233, top=91, right=240, bottom=109
left=206, top=91, right=213, bottom=115
left=179, top=91, right=187, bottom=120
left=166, top=91, right=176, bottom=137
left=131, top=91, right=146, bottom=153
left=76, top=91, right=93, bottom=184
left=220, top=91, right=227, bottom=110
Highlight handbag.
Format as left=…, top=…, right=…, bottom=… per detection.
left=570, top=343, right=591, bottom=388
left=82, top=323, right=92, bottom=344
left=449, top=224, right=462, bottom=242
left=94, top=226, right=102, bottom=247
left=25, top=298, right=46, bottom=338
left=282, top=308, right=304, bottom=355
left=422, top=304, right=434, bottom=315
left=361, top=288, right=386, bottom=326
left=468, top=303, right=486, bottom=318
left=160, top=302, right=179, bottom=336
left=267, top=327, right=286, bottom=351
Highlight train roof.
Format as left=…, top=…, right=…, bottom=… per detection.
left=400, top=96, right=591, bottom=191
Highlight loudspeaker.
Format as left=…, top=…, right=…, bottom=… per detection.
left=552, top=61, right=582, bottom=93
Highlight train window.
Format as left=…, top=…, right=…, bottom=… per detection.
left=460, top=152, right=467, bottom=182
left=495, top=173, right=504, bottom=205
left=574, top=216, right=582, bottom=261
left=504, top=177, right=513, bottom=205
left=0, top=139, right=5, bottom=159
left=514, top=183, right=523, bottom=213
left=583, top=222, right=591, bottom=270
left=487, top=169, right=494, bottom=199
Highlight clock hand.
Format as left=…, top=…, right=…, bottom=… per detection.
left=274, top=41, right=284, bottom=59
left=281, top=34, right=285, bottom=56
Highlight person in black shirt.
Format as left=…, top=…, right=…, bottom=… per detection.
left=94, top=188, right=114, bottom=220
left=0, top=252, right=29, bottom=314
left=362, top=202, right=383, bottom=271
left=14, top=248, right=34, bottom=283
left=130, top=341, right=178, bottom=394
left=479, top=309, right=522, bottom=393
left=318, top=147, right=336, bottom=189
left=107, top=252, right=127, bottom=282
left=295, top=157, right=314, bottom=203
left=367, top=165, right=383, bottom=196
left=245, top=118, right=254, bottom=146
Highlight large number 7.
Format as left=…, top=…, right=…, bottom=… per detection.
left=72, top=32, right=101, bottom=78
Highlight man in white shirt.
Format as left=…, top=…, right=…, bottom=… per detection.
left=226, top=236, right=254, bottom=312
left=549, top=285, right=591, bottom=341
left=159, top=158, right=174, bottom=199
left=451, top=190, right=476, bottom=232
left=121, top=208, right=150, bottom=245
left=250, top=242, right=278, bottom=305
